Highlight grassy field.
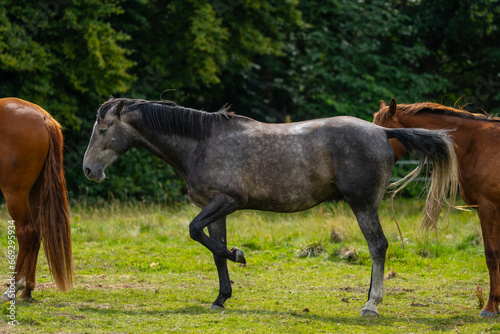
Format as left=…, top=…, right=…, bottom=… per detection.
left=0, top=198, right=498, bottom=333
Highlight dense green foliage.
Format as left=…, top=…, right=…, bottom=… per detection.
left=1, top=0, right=499, bottom=201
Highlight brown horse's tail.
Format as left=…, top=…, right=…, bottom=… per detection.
left=384, top=128, right=459, bottom=232
left=37, top=118, right=74, bottom=291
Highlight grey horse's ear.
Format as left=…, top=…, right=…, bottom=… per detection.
left=388, top=98, right=397, bottom=117
left=379, top=100, right=387, bottom=110
left=111, top=100, right=125, bottom=119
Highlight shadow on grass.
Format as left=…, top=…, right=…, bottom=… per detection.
left=72, top=304, right=497, bottom=330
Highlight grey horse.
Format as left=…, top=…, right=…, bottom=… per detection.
left=83, top=97, right=458, bottom=316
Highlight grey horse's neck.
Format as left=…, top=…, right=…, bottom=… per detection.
left=123, top=98, right=232, bottom=140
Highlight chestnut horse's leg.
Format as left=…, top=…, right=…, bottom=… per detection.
left=1, top=190, right=39, bottom=300
left=0, top=139, right=47, bottom=300
left=477, top=200, right=500, bottom=317
left=207, top=217, right=232, bottom=309
left=19, top=177, right=44, bottom=299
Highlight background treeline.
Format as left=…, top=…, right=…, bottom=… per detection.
left=1, top=0, right=499, bottom=203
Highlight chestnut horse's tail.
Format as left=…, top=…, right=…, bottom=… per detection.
left=384, top=128, right=459, bottom=232
left=37, top=118, right=74, bottom=291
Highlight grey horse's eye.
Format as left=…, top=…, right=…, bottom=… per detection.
left=99, top=128, right=108, bottom=135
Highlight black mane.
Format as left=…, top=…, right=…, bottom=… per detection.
left=99, top=98, right=233, bottom=139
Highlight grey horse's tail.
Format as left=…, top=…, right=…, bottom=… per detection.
left=384, top=128, right=459, bottom=232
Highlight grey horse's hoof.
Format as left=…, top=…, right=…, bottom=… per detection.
left=231, top=247, right=246, bottom=264
left=210, top=304, right=224, bottom=310
left=479, top=309, right=497, bottom=317
left=360, top=309, right=379, bottom=316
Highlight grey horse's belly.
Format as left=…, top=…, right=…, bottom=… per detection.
left=240, top=162, right=340, bottom=212
left=244, top=185, right=342, bottom=212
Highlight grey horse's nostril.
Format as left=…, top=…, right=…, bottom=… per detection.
left=85, top=168, right=91, bottom=177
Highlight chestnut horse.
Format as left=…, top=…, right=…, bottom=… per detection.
left=0, top=98, right=73, bottom=300
left=83, top=97, right=458, bottom=315
left=373, top=98, right=500, bottom=317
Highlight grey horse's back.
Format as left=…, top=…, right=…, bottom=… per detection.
left=201, top=116, right=395, bottom=212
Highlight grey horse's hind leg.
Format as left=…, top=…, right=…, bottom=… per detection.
left=208, top=217, right=232, bottom=309
left=352, top=207, right=388, bottom=316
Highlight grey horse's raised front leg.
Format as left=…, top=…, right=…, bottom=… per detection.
left=189, top=194, right=246, bottom=263
left=208, top=217, right=232, bottom=309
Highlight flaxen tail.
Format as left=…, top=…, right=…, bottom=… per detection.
left=37, top=118, right=74, bottom=291
left=384, top=128, right=459, bottom=232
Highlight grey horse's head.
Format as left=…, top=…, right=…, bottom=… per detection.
left=83, top=98, right=134, bottom=182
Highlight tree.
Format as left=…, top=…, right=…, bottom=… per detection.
left=400, top=0, right=500, bottom=113
left=0, top=0, right=134, bottom=127
left=1, top=0, right=498, bottom=202
left=216, top=0, right=499, bottom=123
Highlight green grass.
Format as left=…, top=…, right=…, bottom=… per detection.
left=0, top=199, right=497, bottom=333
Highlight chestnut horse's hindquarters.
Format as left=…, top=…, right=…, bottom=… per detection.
left=384, top=128, right=459, bottom=231
left=37, top=119, right=74, bottom=291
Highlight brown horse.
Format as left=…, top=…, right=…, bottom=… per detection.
left=0, top=98, right=73, bottom=300
left=373, top=98, right=500, bottom=317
